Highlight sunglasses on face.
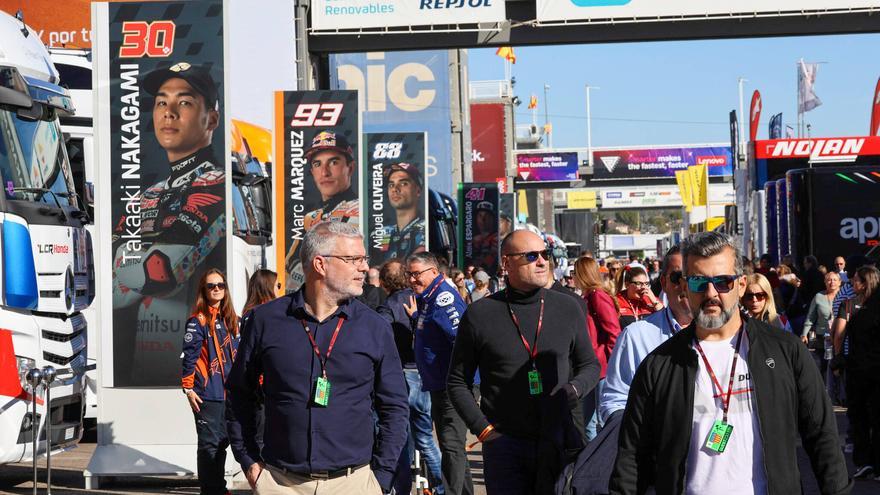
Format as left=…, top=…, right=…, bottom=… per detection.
left=685, top=275, right=740, bottom=294
left=742, top=291, right=768, bottom=301
left=206, top=282, right=226, bottom=291
left=504, top=250, right=551, bottom=263
left=669, top=270, right=683, bottom=284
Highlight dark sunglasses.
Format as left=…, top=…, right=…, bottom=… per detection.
left=505, top=250, right=551, bottom=263
left=742, top=291, right=768, bottom=301
left=669, top=270, right=683, bottom=284
left=206, top=282, right=226, bottom=291
left=685, top=275, right=740, bottom=294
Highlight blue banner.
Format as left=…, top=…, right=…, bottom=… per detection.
left=330, top=51, right=454, bottom=196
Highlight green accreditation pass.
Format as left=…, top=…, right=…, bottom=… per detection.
left=527, top=369, right=543, bottom=395
left=705, top=420, right=733, bottom=453
left=314, top=376, right=331, bottom=407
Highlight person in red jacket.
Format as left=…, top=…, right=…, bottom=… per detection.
left=615, top=265, right=663, bottom=328
left=181, top=269, right=239, bottom=495
left=574, top=256, right=622, bottom=439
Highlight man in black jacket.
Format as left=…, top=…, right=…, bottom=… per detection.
left=610, top=231, right=851, bottom=495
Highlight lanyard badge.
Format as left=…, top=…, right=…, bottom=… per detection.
left=301, top=317, right=345, bottom=407
left=508, top=296, right=545, bottom=396
left=694, top=326, right=744, bottom=454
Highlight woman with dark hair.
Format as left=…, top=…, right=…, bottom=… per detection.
left=181, top=268, right=238, bottom=495
left=242, top=269, right=279, bottom=316
left=615, top=265, right=663, bottom=328
left=834, top=265, right=880, bottom=479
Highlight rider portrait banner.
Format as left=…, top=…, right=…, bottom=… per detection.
left=364, top=132, right=428, bottom=264
left=458, top=182, right=500, bottom=277
left=275, top=90, right=361, bottom=291
left=108, top=0, right=226, bottom=387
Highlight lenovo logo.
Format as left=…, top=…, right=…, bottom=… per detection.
left=766, top=138, right=865, bottom=162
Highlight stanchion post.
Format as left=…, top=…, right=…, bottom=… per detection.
left=25, top=368, right=43, bottom=495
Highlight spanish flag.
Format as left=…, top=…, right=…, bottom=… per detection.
left=528, top=95, right=537, bottom=109
left=495, top=46, right=516, bottom=64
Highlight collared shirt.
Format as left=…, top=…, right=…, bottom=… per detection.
left=226, top=288, right=409, bottom=490
left=600, top=307, right=682, bottom=422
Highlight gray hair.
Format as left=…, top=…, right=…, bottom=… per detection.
left=300, top=221, right=363, bottom=269
left=681, top=232, right=743, bottom=276
left=406, top=251, right=438, bottom=268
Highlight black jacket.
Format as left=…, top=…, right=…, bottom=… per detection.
left=610, top=317, right=852, bottom=495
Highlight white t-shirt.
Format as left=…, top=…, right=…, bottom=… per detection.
left=686, top=334, right=768, bottom=495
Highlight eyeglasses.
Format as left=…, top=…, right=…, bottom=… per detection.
left=322, top=255, right=370, bottom=266
left=504, top=250, right=551, bottom=263
left=669, top=270, right=683, bottom=284
left=405, top=267, right=435, bottom=279
left=206, top=282, right=226, bottom=291
left=685, top=275, right=740, bottom=294
left=628, top=281, right=650, bottom=288
left=742, top=292, right=768, bottom=301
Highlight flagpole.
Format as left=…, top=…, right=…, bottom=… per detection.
left=585, top=84, right=599, bottom=168
left=737, top=77, right=747, bottom=166
left=544, top=84, right=552, bottom=149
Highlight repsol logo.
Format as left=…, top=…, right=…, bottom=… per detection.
left=840, top=217, right=880, bottom=245
left=38, top=244, right=70, bottom=254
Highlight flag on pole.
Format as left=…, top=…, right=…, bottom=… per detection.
left=785, top=125, right=795, bottom=138
left=870, top=76, right=880, bottom=136
left=798, top=59, right=822, bottom=113
left=528, top=94, right=537, bottom=109
left=748, top=90, right=762, bottom=142
left=495, top=46, right=516, bottom=64
left=769, top=113, right=783, bottom=139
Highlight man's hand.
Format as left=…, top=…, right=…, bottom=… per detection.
left=186, top=390, right=203, bottom=413
left=403, top=295, right=417, bottom=318
left=245, top=462, right=264, bottom=489
left=801, top=335, right=809, bottom=345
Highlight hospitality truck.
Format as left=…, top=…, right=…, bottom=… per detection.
left=0, top=11, right=93, bottom=464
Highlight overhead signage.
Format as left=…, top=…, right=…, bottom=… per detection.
left=754, top=136, right=880, bottom=162
left=536, top=0, right=877, bottom=23
left=311, top=0, right=506, bottom=31
left=516, top=151, right=579, bottom=181
left=600, top=184, right=734, bottom=209
left=592, top=145, right=732, bottom=180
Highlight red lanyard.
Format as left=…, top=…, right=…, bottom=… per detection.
left=507, top=297, right=545, bottom=365
left=693, top=327, right=744, bottom=424
left=300, top=316, right=345, bottom=378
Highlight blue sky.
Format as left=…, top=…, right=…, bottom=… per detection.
left=468, top=33, right=880, bottom=149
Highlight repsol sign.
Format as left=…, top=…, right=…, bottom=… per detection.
left=840, top=216, right=880, bottom=245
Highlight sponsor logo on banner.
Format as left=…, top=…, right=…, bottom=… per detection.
left=312, top=0, right=506, bottom=31
left=755, top=137, right=880, bottom=161
left=600, top=156, right=620, bottom=173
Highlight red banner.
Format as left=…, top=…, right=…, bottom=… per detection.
left=749, top=90, right=762, bottom=142
left=754, top=136, right=880, bottom=161
left=470, top=103, right=507, bottom=184
left=871, top=77, right=880, bottom=136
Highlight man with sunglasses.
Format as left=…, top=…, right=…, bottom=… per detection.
left=448, top=230, right=599, bottom=494
left=227, top=221, right=408, bottom=495
left=611, top=232, right=850, bottom=495
left=403, top=252, right=474, bottom=495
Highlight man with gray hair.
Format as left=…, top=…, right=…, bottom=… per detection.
left=227, top=221, right=408, bottom=495
left=610, top=231, right=850, bottom=495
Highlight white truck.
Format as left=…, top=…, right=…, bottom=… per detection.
left=0, top=11, right=92, bottom=464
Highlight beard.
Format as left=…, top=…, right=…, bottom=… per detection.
left=692, top=298, right=738, bottom=330
left=324, top=274, right=363, bottom=301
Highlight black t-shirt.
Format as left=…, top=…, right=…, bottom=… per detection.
left=839, top=295, right=880, bottom=373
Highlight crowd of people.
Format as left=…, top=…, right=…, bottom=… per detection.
left=178, top=222, right=878, bottom=495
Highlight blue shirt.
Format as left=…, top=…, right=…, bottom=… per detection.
left=225, top=289, right=409, bottom=490
left=414, top=274, right=468, bottom=392
left=599, top=307, right=682, bottom=422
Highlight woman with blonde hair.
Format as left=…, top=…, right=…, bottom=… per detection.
left=573, top=256, right=621, bottom=440
left=742, top=273, right=792, bottom=331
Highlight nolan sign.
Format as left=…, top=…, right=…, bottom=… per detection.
left=755, top=137, right=880, bottom=162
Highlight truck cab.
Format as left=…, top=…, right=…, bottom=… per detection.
left=0, top=11, right=93, bottom=464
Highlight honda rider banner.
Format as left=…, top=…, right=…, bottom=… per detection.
left=109, top=0, right=226, bottom=387
left=364, top=132, right=428, bottom=264
left=592, top=145, right=733, bottom=180
left=275, top=90, right=361, bottom=291
left=458, top=183, right=500, bottom=277
left=470, top=103, right=507, bottom=187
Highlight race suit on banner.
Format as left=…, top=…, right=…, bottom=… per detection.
left=275, top=90, right=361, bottom=291
left=108, top=0, right=226, bottom=387
left=459, top=183, right=500, bottom=276
left=364, top=132, right=428, bottom=264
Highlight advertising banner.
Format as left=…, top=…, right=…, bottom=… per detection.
left=275, top=90, right=361, bottom=291
left=600, top=184, right=734, bottom=209
left=364, top=132, right=428, bottom=264
left=749, top=90, right=762, bottom=142
left=0, top=0, right=93, bottom=47
left=536, top=0, right=877, bottom=23
left=592, top=145, right=733, bottom=180
left=516, top=151, right=579, bottom=181
left=312, top=0, right=506, bottom=31
left=459, top=183, right=500, bottom=276
left=471, top=103, right=507, bottom=184
left=108, top=0, right=225, bottom=387
left=871, top=78, right=880, bottom=136
left=567, top=190, right=598, bottom=210
left=330, top=51, right=454, bottom=196
left=754, top=136, right=880, bottom=161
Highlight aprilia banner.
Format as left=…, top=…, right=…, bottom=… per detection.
left=108, top=0, right=225, bottom=387
left=593, top=145, right=733, bottom=180
left=459, top=183, right=500, bottom=276
left=275, top=90, right=361, bottom=291
left=364, top=132, right=428, bottom=264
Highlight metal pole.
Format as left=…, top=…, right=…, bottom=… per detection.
left=26, top=368, right=43, bottom=495
left=738, top=77, right=748, bottom=166
left=42, top=366, right=56, bottom=495
left=294, top=0, right=311, bottom=90
left=585, top=84, right=599, bottom=167
left=544, top=84, right=552, bottom=149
